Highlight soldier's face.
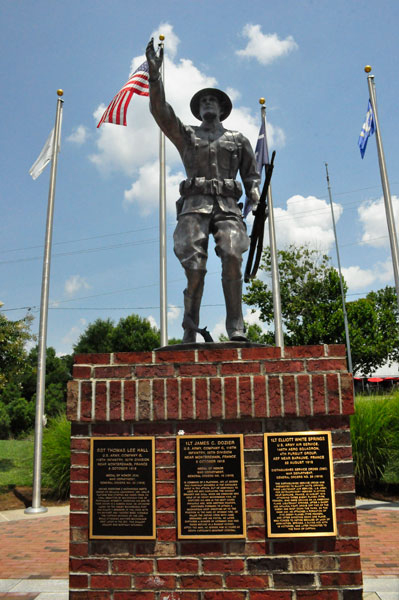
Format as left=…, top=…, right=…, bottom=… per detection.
left=199, top=94, right=221, bottom=120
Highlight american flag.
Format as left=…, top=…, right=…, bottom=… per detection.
left=97, top=61, right=149, bottom=128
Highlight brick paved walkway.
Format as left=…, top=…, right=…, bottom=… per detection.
left=0, top=505, right=398, bottom=599
left=357, top=509, right=399, bottom=577
left=0, top=515, right=68, bottom=579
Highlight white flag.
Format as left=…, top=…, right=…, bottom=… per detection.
left=29, top=113, right=62, bottom=180
left=29, top=129, right=54, bottom=180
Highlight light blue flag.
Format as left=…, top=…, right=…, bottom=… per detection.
left=358, top=100, right=375, bottom=158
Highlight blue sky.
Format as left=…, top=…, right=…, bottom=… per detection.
left=1, top=0, right=399, bottom=357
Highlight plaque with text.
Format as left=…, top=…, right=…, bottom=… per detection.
left=264, top=431, right=337, bottom=538
left=177, top=435, right=246, bottom=539
left=90, top=437, right=155, bottom=539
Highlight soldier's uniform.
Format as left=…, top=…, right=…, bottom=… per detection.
left=149, top=78, right=260, bottom=342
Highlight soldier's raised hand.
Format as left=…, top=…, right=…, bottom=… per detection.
left=146, top=38, right=163, bottom=80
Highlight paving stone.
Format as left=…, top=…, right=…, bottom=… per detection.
left=0, top=502, right=398, bottom=599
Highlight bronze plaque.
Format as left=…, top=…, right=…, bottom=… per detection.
left=177, top=435, right=246, bottom=539
left=264, top=431, right=337, bottom=538
left=90, top=437, right=155, bottom=539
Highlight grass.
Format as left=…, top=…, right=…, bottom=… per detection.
left=0, top=437, right=34, bottom=492
left=383, top=454, right=399, bottom=484
left=41, top=414, right=71, bottom=499
left=381, top=393, right=399, bottom=485
left=352, top=393, right=399, bottom=490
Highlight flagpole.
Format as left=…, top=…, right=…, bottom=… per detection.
left=325, top=163, right=353, bottom=373
left=159, top=35, right=168, bottom=347
left=25, top=90, right=64, bottom=514
left=365, top=66, right=399, bottom=311
left=260, top=100, right=284, bottom=349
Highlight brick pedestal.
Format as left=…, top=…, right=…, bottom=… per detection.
left=67, top=344, right=363, bottom=600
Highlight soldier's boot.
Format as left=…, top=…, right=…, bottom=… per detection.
left=222, top=278, right=248, bottom=341
left=181, top=269, right=206, bottom=343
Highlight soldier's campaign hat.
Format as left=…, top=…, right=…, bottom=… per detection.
left=190, top=88, right=232, bottom=121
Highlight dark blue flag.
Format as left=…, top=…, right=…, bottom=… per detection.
left=244, top=119, right=270, bottom=218
left=358, top=100, right=375, bottom=158
left=255, top=119, right=270, bottom=174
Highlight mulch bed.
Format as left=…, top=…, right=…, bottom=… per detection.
left=0, top=487, right=68, bottom=511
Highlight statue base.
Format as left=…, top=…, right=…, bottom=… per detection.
left=67, top=344, right=362, bottom=599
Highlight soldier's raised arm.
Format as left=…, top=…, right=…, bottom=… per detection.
left=145, top=38, right=186, bottom=152
left=146, top=38, right=163, bottom=81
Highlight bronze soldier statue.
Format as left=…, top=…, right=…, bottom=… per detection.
left=146, top=39, right=261, bottom=343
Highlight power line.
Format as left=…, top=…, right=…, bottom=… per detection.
left=2, top=303, right=225, bottom=313
left=0, top=271, right=221, bottom=313
left=2, top=183, right=398, bottom=257
left=0, top=202, right=390, bottom=267
left=0, top=224, right=161, bottom=255
left=0, top=237, right=158, bottom=266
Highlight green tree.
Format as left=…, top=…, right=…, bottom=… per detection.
left=0, top=383, right=35, bottom=437
left=7, top=396, right=35, bottom=437
left=347, top=287, right=399, bottom=376
left=72, top=318, right=115, bottom=354
left=0, top=313, right=34, bottom=392
left=73, top=314, right=161, bottom=354
left=243, top=245, right=399, bottom=375
left=245, top=322, right=271, bottom=345
left=0, top=402, right=11, bottom=439
left=244, top=245, right=344, bottom=346
left=21, top=346, right=73, bottom=402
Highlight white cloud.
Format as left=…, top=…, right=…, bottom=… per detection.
left=90, top=23, right=286, bottom=214
left=341, top=258, right=393, bottom=292
left=236, top=24, right=298, bottom=65
left=147, top=307, right=180, bottom=331
left=358, top=195, right=399, bottom=248
left=211, top=317, right=227, bottom=341
left=211, top=308, right=271, bottom=341
left=224, top=103, right=285, bottom=151
left=147, top=315, right=158, bottom=329
left=64, top=275, right=90, bottom=297
left=123, top=161, right=185, bottom=216
left=90, top=27, right=217, bottom=177
left=149, top=22, right=180, bottom=61
left=271, top=195, right=342, bottom=251
left=341, top=266, right=376, bottom=291
left=90, top=101, right=158, bottom=176
left=67, top=125, right=89, bottom=145
left=167, top=304, right=181, bottom=322
left=61, top=318, right=87, bottom=350
left=244, top=307, right=264, bottom=327
left=375, top=258, right=394, bottom=282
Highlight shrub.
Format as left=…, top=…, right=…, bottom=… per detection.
left=7, top=397, right=35, bottom=437
left=0, top=402, right=11, bottom=439
left=351, top=395, right=399, bottom=492
left=41, top=413, right=71, bottom=499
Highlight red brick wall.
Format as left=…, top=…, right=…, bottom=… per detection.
left=67, top=344, right=362, bottom=600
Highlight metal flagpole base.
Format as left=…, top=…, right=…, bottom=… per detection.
left=24, top=506, right=48, bottom=514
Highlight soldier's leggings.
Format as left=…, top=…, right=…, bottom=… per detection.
left=173, top=203, right=250, bottom=280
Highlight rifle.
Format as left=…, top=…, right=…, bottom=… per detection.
left=182, top=315, right=214, bottom=343
left=244, top=150, right=276, bottom=283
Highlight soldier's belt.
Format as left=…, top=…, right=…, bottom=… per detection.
left=179, top=177, right=243, bottom=199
